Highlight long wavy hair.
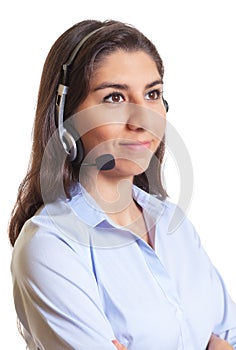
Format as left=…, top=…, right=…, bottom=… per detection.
left=8, top=19, right=167, bottom=246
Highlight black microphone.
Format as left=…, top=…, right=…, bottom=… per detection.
left=82, top=154, right=115, bottom=170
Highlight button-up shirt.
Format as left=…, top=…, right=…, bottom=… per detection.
left=11, top=184, right=236, bottom=349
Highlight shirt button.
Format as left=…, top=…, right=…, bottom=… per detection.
left=175, top=307, right=183, bottom=316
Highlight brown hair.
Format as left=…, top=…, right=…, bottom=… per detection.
left=8, top=19, right=167, bottom=246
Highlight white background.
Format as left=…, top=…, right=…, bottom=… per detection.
left=1, top=0, right=236, bottom=347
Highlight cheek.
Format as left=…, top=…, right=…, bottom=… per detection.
left=81, top=126, right=119, bottom=154
left=146, top=132, right=163, bottom=156
left=153, top=137, right=162, bottom=151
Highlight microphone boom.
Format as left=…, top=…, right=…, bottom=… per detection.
left=82, top=154, right=115, bottom=170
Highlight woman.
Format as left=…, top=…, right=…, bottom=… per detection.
left=9, top=19, right=236, bottom=349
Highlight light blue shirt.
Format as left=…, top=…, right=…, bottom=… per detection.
left=11, top=184, right=236, bottom=349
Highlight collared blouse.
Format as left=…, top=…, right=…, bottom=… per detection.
left=11, top=184, right=236, bottom=349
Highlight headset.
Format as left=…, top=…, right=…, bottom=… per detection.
left=56, top=27, right=169, bottom=162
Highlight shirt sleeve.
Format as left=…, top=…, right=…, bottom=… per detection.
left=11, top=222, right=116, bottom=350
left=211, top=267, right=236, bottom=348
left=188, top=217, right=236, bottom=349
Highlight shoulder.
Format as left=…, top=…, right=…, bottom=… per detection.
left=16, top=198, right=92, bottom=246
left=11, top=199, right=94, bottom=281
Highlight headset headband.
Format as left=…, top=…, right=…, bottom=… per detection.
left=61, top=26, right=105, bottom=85
left=56, top=26, right=105, bottom=161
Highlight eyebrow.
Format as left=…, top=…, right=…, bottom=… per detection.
left=92, top=79, right=163, bottom=92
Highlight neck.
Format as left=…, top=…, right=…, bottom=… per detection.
left=80, top=169, right=143, bottom=225
left=80, top=169, right=133, bottom=211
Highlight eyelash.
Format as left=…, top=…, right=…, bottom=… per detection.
left=103, top=92, right=125, bottom=103
left=103, top=89, right=163, bottom=104
left=145, top=89, right=163, bottom=100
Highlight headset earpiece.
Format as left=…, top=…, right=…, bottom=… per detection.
left=56, top=84, right=77, bottom=162
left=65, top=123, right=85, bottom=163
left=60, top=128, right=77, bottom=161
left=162, top=98, right=169, bottom=112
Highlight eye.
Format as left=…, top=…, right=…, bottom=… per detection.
left=145, top=89, right=162, bottom=101
left=103, top=92, right=125, bottom=104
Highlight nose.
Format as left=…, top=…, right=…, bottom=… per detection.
left=126, top=103, right=166, bottom=140
left=127, top=122, right=143, bottom=131
left=127, top=111, right=152, bottom=134
left=126, top=99, right=150, bottom=130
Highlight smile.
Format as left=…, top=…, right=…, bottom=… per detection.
left=119, top=141, right=151, bottom=151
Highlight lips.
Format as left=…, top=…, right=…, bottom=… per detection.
left=119, top=141, right=151, bottom=150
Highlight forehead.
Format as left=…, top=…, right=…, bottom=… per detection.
left=91, top=50, right=160, bottom=85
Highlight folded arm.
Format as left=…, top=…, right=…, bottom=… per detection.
left=207, top=334, right=234, bottom=349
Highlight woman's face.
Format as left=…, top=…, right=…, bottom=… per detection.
left=75, top=50, right=166, bottom=177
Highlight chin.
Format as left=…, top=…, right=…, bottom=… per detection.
left=114, top=159, right=150, bottom=177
